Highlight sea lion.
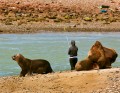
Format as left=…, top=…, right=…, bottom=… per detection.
left=75, top=41, right=118, bottom=71
left=12, top=54, right=53, bottom=77
left=88, top=41, right=118, bottom=69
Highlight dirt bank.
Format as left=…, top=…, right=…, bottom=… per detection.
left=0, top=0, right=120, bottom=33
left=0, top=68, right=120, bottom=93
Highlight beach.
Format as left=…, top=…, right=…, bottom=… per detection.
left=0, top=68, right=120, bottom=93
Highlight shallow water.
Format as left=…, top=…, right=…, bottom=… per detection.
left=0, top=32, right=120, bottom=76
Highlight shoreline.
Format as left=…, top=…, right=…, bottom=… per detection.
left=0, top=68, right=120, bottom=93
left=0, top=22, right=120, bottom=34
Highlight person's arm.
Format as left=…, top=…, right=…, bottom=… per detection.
left=76, top=46, right=78, bottom=56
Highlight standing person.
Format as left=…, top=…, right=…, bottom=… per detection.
left=68, top=40, right=78, bottom=70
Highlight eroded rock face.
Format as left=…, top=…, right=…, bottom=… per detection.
left=0, top=0, right=119, bottom=26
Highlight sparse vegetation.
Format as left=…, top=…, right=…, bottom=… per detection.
left=0, top=0, right=120, bottom=33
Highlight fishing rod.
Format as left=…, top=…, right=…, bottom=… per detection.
left=64, top=27, right=70, bottom=46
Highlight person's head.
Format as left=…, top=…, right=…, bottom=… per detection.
left=71, top=40, right=76, bottom=46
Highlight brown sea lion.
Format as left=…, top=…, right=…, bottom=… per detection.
left=88, top=41, right=118, bottom=69
left=75, top=57, right=100, bottom=71
left=12, top=54, right=53, bottom=77
left=75, top=41, right=118, bottom=71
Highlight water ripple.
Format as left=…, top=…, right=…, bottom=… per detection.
left=0, top=32, right=120, bottom=76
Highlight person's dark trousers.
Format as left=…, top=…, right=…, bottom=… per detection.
left=69, top=58, right=78, bottom=70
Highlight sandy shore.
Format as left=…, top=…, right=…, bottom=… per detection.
left=0, top=0, right=120, bottom=33
left=0, top=68, right=120, bottom=93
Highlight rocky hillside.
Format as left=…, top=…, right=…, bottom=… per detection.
left=0, top=0, right=119, bottom=25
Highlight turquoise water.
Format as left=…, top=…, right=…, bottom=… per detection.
left=0, top=32, right=120, bottom=76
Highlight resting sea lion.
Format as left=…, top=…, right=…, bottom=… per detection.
left=75, top=58, right=93, bottom=71
left=88, top=41, right=118, bottom=69
left=75, top=41, right=118, bottom=71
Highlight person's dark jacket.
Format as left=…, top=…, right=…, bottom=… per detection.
left=68, top=40, right=78, bottom=57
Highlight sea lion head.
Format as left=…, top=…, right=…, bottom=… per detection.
left=12, top=54, right=24, bottom=62
left=88, top=41, right=102, bottom=56
left=94, top=41, right=103, bottom=49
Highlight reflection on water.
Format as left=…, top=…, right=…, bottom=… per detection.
left=0, top=32, right=120, bottom=76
